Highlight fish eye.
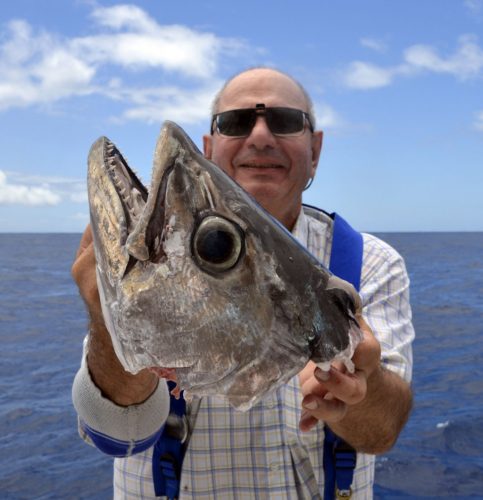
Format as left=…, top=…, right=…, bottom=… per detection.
left=192, top=216, right=244, bottom=273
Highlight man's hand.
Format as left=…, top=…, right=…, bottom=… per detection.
left=298, top=316, right=412, bottom=454
left=72, top=225, right=158, bottom=406
left=299, top=315, right=380, bottom=431
left=72, top=225, right=103, bottom=322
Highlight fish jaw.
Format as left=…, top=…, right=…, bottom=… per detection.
left=313, top=275, right=364, bottom=373
left=88, top=135, right=150, bottom=369
left=88, top=135, right=148, bottom=276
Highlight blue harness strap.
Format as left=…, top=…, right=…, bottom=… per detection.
left=324, top=211, right=363, bottom=499
left=328, top=213, right=363, bottom=292
left=152, top=208, right=363, bottom=499
left=152, top=381, right=186, bottom=499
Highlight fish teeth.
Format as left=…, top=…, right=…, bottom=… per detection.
left=108, top=158, right=116, bottom=165
left=125, top=201, right=137, bottom=218
left=113, top=177, right=124, bottom=193
left=131, top=188, right=144, bottom=216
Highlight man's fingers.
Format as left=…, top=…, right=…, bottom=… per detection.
left=300, top=367, right=330, bottom=398
left=299, top=410, right=319, bottom=432
left=313, top=366, right=367, bottom=406
left=71, top=224, right=103, bottom=322
left=300, top=362, right=365, bottom=403
left=72, top=224, right=96, bottom=283
left=75, top=224, right=93, bottom=259
left=352, top=316, right=381, bottom=377
left=300, top=395, right=347, bottom=428
left=299, top=365, right=366, bottom=431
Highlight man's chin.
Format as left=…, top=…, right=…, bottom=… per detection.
left=240, top=181, right=279, bottom=203
left=236, top=171, right=281, bottom=193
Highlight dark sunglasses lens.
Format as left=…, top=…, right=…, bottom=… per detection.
left=267, top=108, right=304, bottom=135
left=217, top=109, right=254, bottom=136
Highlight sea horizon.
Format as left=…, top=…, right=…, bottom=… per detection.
left=1, top=230, right=483, bottom=235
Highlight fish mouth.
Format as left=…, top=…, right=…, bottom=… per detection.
left=102, top=139, right=148, bottom=241
left=126, top=163, right=175, bottom=264
left=100, top=137, right=177, bottom=266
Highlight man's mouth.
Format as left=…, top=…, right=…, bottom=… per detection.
left=239, top=163, right=284, bottom=169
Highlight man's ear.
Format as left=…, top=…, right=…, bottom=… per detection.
left=311, top=130, right=323, bottom=177
left=203, top=134, right=212, bottom=160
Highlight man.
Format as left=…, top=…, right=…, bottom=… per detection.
left=72, top=67, right=414, bottom=498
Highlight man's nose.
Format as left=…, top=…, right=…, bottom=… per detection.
left=246, top=116, right=277, bottom=149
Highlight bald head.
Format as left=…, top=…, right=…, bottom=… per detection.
left=211, top=68, right=316, bottom=128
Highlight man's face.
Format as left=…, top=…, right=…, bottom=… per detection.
left=203, top=70, right=323, bottom=229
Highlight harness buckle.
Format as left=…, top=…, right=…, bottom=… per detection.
left=336, top=488, right=352, bottom=499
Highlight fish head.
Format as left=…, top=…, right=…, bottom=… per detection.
left=88, top=121, right=362, bottom=409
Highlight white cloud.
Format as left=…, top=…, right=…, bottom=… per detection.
left=8, top=173, right=83, bottom=185
left=103, top=81, right=222, bottom=124
left=72, top=24, right=224, bottom=79
left=0, top=4, right=247, bottom=118
left=0, top=170, right=61, bottom=205
left=474, top=110, right=483, bottom=131
left=403, top=35, right=483, bottom=80
left=465, top=0, right=483, bottom=15
left=0, top=20, right=95, bottom=110
left=90, top=4, right=161, bottom=32
left=81, top=5, right=246, bottom=78
left=360, top=37, right=387, bottom=53
left=314, top=103, right=343, bottom=129
left=342, top=61, right=395, bottom=89
left=342, top=35, right=483, bottom=89
left=0, top=171, right=88, bottom=205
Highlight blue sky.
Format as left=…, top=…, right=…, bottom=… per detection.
left=0, top=0, right=482, bottom=232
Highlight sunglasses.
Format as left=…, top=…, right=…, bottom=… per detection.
left=211, top=104, right=314, bottom=137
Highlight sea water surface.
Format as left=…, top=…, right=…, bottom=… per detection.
left=0, top=232, right=482, bottom=499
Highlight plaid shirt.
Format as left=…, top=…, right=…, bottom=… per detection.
left=75, top=208, right=414, bottom=499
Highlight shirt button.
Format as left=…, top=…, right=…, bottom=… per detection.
left=270, top=462, right=281, bottom=472
left=265, top=397, right=276, bottom=409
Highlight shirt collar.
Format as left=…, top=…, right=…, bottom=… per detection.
left=290, top=209, right=309, bottom=247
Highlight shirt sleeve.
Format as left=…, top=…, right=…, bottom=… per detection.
left=71, top=337, right=171, bottom=457
left=359, top=234, right=415, bottom=383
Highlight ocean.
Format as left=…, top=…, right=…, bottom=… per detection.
left=0, top=232, right=482, bottom=499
